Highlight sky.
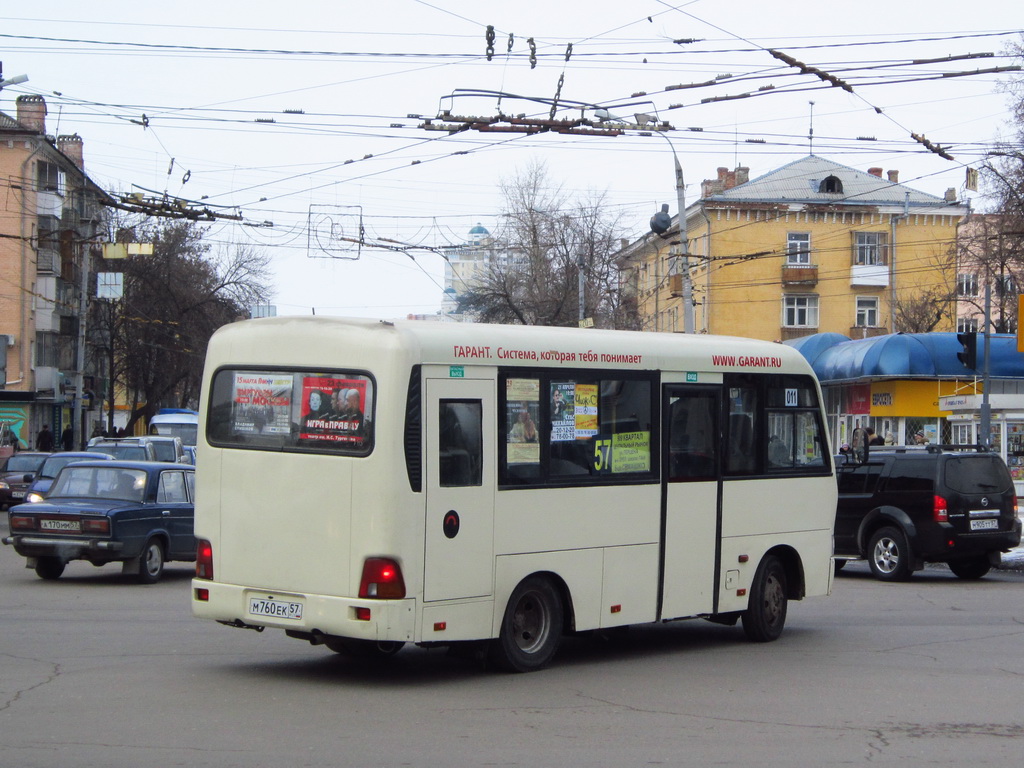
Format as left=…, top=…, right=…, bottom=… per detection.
left=1, top=1, right=1022, bottom=319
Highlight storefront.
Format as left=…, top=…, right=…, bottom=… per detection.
left=941, top=393, right=1024, bottom=494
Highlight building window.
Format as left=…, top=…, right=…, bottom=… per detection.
left=36, top=161, right=65, bottom=195
left=995, top=274, right=1016, bottom=298
left=819, top=175, right=843, bottom=194
left=786, top=233, right=810, bottom=265
left=854, top=232, right=888, bottom=265
left=856, top=296, right=878, bottom=327
left=35, top=332, right=59, bottom=367
left=957, top=273, right=979, bottom=297
left=783, top=295, right=819, bottom=328
left=956, top=316, right=980, bottom=333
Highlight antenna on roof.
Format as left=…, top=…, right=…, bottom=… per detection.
left=808, top=101, right=815, bottom=155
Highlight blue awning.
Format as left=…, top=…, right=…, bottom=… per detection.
left=784, top=332, right=1024, bottom=382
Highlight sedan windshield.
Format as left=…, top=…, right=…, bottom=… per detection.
left=49, top=467, right=147, bottom=503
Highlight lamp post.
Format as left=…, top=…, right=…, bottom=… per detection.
left=646, top=123, right=694, bottom=333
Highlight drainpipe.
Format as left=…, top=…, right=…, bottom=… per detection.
left=700, top=206, right=712, bottom=333
left=889, top=192, right=910, bottom=330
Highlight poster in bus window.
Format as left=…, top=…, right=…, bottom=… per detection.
left=574, top=383, right=599, bottom=438
left=231, top=373, right=293, bottom=435
left=550, top=382, right=576, bottom=442
left=299, top=376, right=369, bottom=445
left=506, top=378, right=539, bottom=464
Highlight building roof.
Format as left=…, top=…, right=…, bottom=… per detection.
left=705, top=155, right=950, bottom=208
left=786, top=332, right=1024, bottom=381
left=0, top=110, right=25, bottom=131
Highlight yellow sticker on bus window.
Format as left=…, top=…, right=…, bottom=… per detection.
left=611, top=431, right=651, bottom=473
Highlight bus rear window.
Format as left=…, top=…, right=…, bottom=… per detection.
left=207, top=368, right=375, bottom=455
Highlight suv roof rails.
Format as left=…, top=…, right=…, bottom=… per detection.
left=868, top=443, right=991, bottom=455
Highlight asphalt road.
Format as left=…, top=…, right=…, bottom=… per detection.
left=1, top=533, right=1023, bottom=768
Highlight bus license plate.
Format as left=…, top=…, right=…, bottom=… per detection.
left=970, top=519, right=998, bottom=531
left=249, top=596, right=303, bottom=620
left=40, top=519, right=80, bottom=532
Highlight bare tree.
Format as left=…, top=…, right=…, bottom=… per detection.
left=458, top=161, right=639, bottom=329
left=111, top=221, right=272, bottom=432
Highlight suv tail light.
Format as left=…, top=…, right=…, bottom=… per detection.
left=359, top=558, right=406, bottom=599
left=933, top=495, right=948, bottom=523
left=196, top=539, right=214, bottom=580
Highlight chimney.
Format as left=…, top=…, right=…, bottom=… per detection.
left=57, top=134, right=84, bottom=169
left=868, top=167, right=883, bottom=177
left=886, top=170, right=899, bottom=183
left=944, top=188, right=957, bottom=202
left=15, top=94, right=46, bottom=133
left=736, top=166, right=750, bottom=186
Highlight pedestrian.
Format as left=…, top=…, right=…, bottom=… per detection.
left=60, top=425, right=74, bottom=451
left=865, top=427, right=884, bottom=446
left=36, top=424, right=55, bottom=452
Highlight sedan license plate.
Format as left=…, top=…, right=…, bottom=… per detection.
left=249, top=596, right=303, bottom=620
left=970, top=518, right=998, bottom=531
left=11, top=491, right=24, bottom=498
left=39, top=519, right=80, bottom=532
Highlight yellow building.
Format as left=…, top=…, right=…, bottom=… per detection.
left=619, top=156, right=969, bottom=340
left=0, top=95, right=110, bottom=449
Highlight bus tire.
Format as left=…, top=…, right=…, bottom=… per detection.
left=489, top=576, right=563, bottom=673
left=325, top=638, right=405, bottom=658
left=741, top=555, right=788, bottom=642
left=35, top=556, right=66, bottom=580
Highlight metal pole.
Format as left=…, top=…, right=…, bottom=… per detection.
left=661, top=134, right=694, bottom=333
left=981, top=280, right=992, bottom=448
left=73, top=243, right=89, bottom=449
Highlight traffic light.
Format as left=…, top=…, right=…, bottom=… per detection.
left=956, top=331, right=977, bottom=370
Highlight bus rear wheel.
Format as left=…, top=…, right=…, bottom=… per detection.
left=489, top=575, right=563, bottom=673
left=325, top=638, right=405, bottom=659
left=741, top=555, right=788, bottom=642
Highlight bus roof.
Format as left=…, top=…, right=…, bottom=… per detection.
left=206, top=316, right=813, bottom=377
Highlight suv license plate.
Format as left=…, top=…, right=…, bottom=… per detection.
left=970, top=519, right=998, bottom=531
left=249, top=596, right=303, bottom=620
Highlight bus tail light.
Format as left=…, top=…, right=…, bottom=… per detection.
left=196, top=539, right=214, bottom=580
left=359, top=558, right=405, bottom=599
left=933, top=495, right=948, bottom=523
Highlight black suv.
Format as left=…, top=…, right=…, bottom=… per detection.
left=835, top=445, right=1021, bottom=581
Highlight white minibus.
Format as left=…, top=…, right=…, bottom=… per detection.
left=148, top=408, right=199, bottom=447
left=192, top=317, right=835, bottom=671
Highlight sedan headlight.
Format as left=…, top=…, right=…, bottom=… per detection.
left=24, top=492, right=45, bottom=503
left=0, top=481, right=8, bottom=490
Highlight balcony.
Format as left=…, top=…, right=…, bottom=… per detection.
left=849, top=326, right=888, bottom=339
left=779, top=327, right=818, bottom=341
left=851, top=263, right=888, bottom=287
left=781, top=265, right=818, bottom=286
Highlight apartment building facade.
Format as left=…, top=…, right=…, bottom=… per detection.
left=0, top=94, right=110, bottom=450
left=619, top=155, right=970, bottom=341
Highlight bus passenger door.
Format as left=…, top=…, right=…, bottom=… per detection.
left=424, top=378, right=495, bottom=602
left=660, top=385, right=721, bottom=619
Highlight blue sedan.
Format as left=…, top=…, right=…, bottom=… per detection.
left=3, top=461, right=196, bottom=583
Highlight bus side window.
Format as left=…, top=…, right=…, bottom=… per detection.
left=439, top=401, right=482, bottom=487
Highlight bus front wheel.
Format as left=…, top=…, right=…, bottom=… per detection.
left=741, top=554, right=788, bottom=642
left=490, top=576, right=563, bottom=673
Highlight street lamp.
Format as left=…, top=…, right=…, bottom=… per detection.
left=644, top=122, right=695, bottom=334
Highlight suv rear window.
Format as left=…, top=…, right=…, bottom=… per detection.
left=943, top=456, right=1012, bottom=494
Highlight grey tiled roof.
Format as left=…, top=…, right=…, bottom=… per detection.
left=0, top=110, right=24, bottom=130
left=707, top=155, right=945, bottom=207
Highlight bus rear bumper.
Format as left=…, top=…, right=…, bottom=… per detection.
left=191, top=580, right=417, bottom=643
